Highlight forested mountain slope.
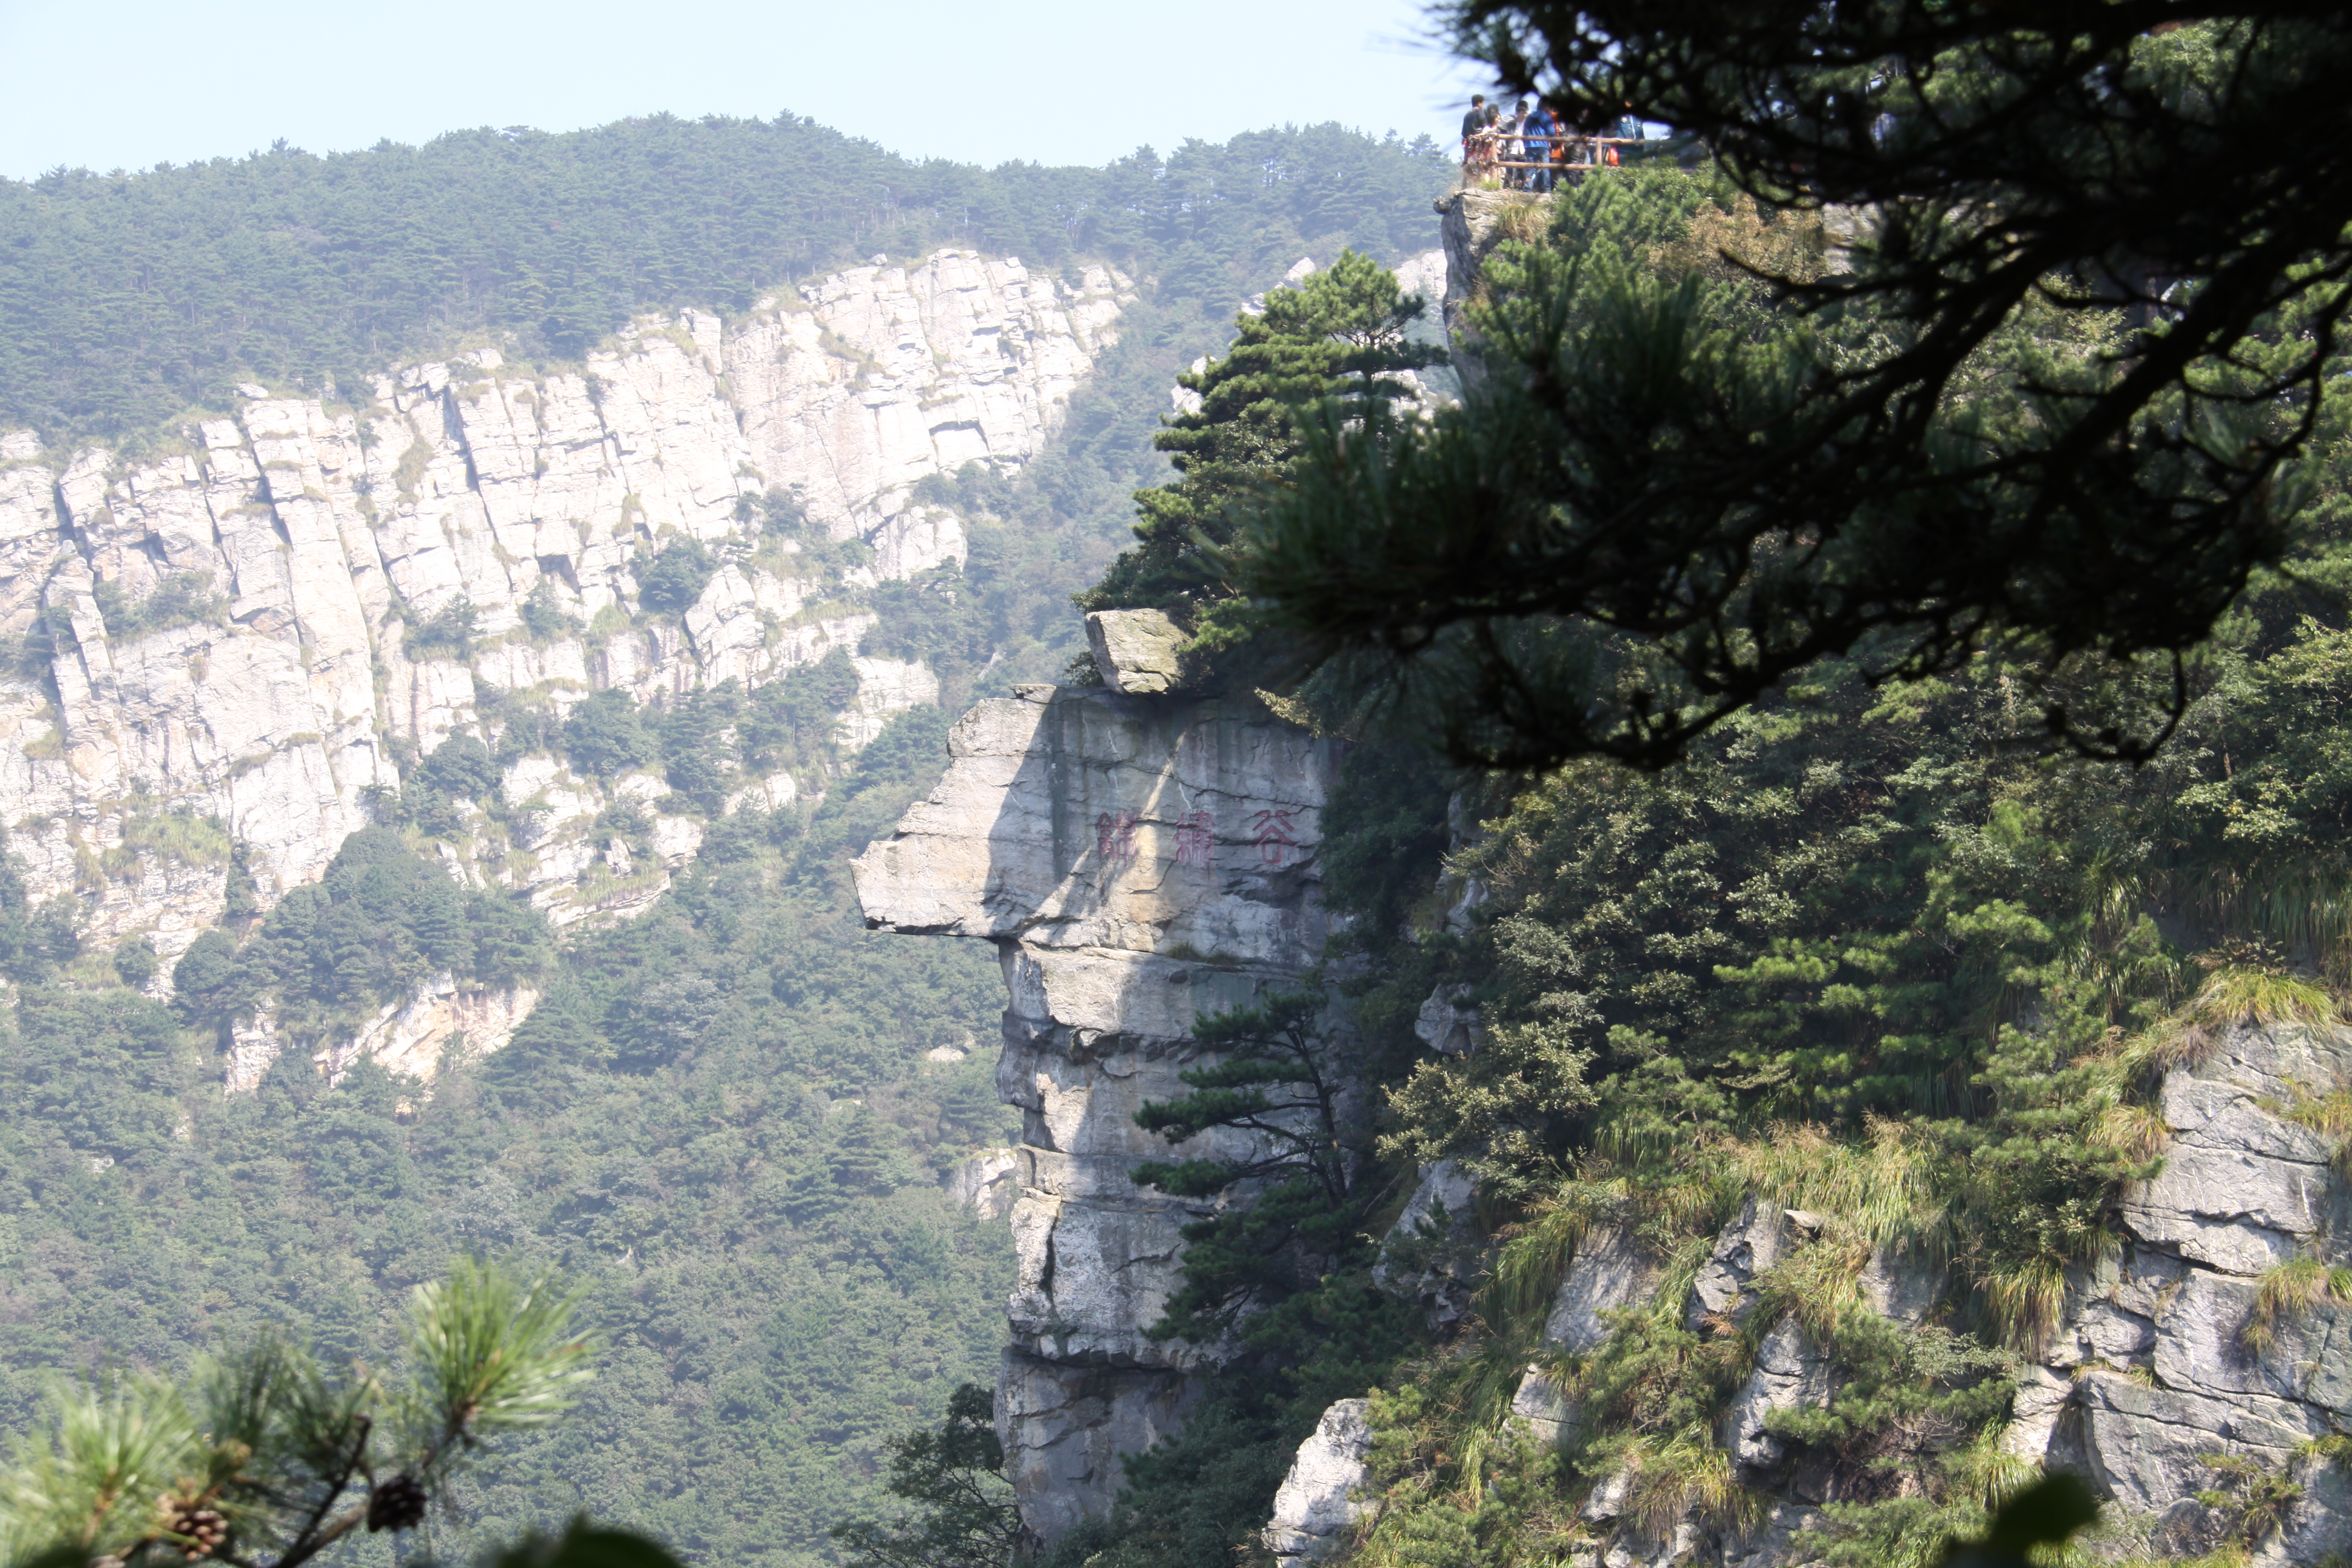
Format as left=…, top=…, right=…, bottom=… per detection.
left=0, top=117, right=1447, bottom=445
left=0, top=116, right=1455, bottom=1568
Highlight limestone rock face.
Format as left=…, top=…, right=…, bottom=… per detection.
left=1544, top=1226, right=1662, bottom=1353
left=853, top=682, right=1344, bottom=1539
left=1264, top=1399, right=1376, bottom=1567
left=946, top=1147, right=1023, bottom=1221
left=1509, top=1368, right=1580, bottom=1447
left=1413, top=983, right=1481, bottom=1057
left=0, top=249, right=1132, bottom=1085
left=314, top=978, right=542, bottom=1086
left=1719, top=1315, right=1835, bottom=1472
left=1504, top=1224, right=1666, bottom=1453
left=1373, top=1159, right=1486, bottom=1330
left=1687, top=1198, right=1793, bottom=1329
left=2121, top=1023, right=2347, bottom=1274
left=2073, top=1023, right=2352, bottom=1563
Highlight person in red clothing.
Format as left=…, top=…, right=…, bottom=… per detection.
left=1458, top=93, right=1487, bottom=173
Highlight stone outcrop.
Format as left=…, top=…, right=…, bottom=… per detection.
left=1264, top=1398, right=1377, bottom=1567
left=1413, top=983, right=1482, bottom=1057
left=0, top=249, right=1132, bottom=1083
left=1493, top=1020, right=2352, bottom=1565
left=1083, top=609, right=1188, bottom=696
left=853, top=681, right=1344, bottom=1539
left=946, top=1147, right=1024, bottom=1222
left=1505, top=1224, right=1669, bottom=1449
left=1373, top=1158, right=1486, bottom=1331
left=1545, top=1226, right=1663, bottom=1353
left=1688, top=1198, right=1794, bottom=1329
left=1435, top=189, right=1550, bottom=390
left=225, top=977, right=542, bottom=1094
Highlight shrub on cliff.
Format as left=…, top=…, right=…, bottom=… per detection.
left=1080, top=249, right=1445, bottom=678
left=1321, top=591, right=2352, bottom=1561
left=741, top=648, right=861, bottom=776
left=178, top=827, right=553, bottom=1039
left=402, top=595, right=479, bottom=662
left=632, top=538, right=717, bottom=617
left=93, top=571, right=228, bottom=642
left=561, top=689, right=659, bottom=782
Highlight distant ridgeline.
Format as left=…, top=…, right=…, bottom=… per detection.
left=0, top=116, right=1450, bottom=445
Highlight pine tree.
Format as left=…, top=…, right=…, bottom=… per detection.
left=0, top=1260, right=607, bottom=1568
left=1129, top=993, right=1382, bottom=1345
left=1080, top=249, right=1446, bottom=626
left=1245, top=8, right=2352, bottom=770
left=830, top=1383, right=1022, bottom=1568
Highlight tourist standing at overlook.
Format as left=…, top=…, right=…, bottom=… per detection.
left=1521, top=101, right=1558, bottom=192
left=1465, top=101, right=1503, bottom=186
left=1458, top=93, right=1487, bottom=173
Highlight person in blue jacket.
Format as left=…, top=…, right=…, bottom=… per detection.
left=1521, top=102, right=1559, bottom=193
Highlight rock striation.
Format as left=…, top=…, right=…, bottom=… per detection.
left=853, top=681, right=1344, bottom=1539
left=0, top=251, right=1131, bottom=1081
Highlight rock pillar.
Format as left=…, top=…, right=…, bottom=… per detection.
left=852, top=682, right=1342, bottom=1539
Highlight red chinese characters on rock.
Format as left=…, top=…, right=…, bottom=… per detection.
left=1095, top=810, right=1139, bottom=869
left=1251, top=808, right=1298, bottom=867
left=1174, top=811, right=1216, bottom=868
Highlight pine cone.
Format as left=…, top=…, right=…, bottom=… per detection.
left=366, top=1473, right=428, bottom=1534
left=165, top=1505, right=228, bottom=1561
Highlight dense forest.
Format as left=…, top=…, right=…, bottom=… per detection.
left=0, top=116, right=1449, bottom=446
left=0, top=711, right=1017, bottom=1568
left=0, top=114, right=1457, bottom=1568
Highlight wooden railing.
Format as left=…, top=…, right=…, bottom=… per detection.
left=1469, top=135, right=1652, bottom=170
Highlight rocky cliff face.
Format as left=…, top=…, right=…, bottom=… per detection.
left=0, top=250, right=1131, bottom=1081
left=1446, top=1020, right=2352, bottom=1568
left=1435, top=188, right=1546, bottom=390
left=852, top=682, right=1344, bottom=1538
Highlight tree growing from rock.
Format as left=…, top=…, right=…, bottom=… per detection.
left=1131, top=993, right=1391, bottom=1348
left=1080, top=249, right=1445, bottom=654
left=830, top=1382, right=1022, bottom=1568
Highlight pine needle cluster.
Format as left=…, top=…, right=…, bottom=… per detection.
left=0, top=1259, right=593, bottom=1568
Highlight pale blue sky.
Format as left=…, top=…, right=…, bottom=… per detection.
left=0, top=0, right=1495, bottom=181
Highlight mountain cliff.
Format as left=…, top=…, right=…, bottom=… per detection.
left=845, top=184, right=2352, bottom=1568
left=854, top=677, right=1345, bottom=1533
left=0, top=250, right=1129, bottom=1081
left=0, top=114, right=1472, bottom=1568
